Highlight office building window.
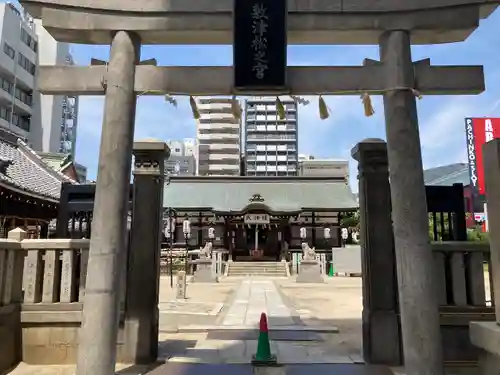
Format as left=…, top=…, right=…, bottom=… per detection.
left=1, top=77, right=13, bottom=93
left=3, top=43, right=15, bottom=59
left=21, top=28, right=37, bottom=52
left=15, top=86, right=32, bottom=106
left=17, top=53, right=36, bottom=75
left=0, top=105, right=30, bottom=131
left=0, top=76, right=32, bottom=106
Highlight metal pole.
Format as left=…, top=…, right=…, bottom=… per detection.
left=169, top=208, right=173, bottom=288
left=184, top=235, right=189, bottom=273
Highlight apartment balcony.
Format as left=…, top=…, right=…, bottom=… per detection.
left=0, top=91, right=32, bottom=117
left=246, top=125, right=296, bottom=132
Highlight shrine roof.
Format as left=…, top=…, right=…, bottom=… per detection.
left=163, top=176, right=358, bottom=212
left=0, top=136, right=77, bottom=202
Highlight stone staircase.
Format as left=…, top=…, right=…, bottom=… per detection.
left=227, top=261, right=288, bottom=277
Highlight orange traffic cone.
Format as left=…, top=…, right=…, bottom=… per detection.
left=251, top=312, right=278, bottom=366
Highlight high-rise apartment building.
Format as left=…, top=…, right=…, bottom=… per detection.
left=0, top=3, right=79, bottom=157
left=196, top=97, right=241, bottom=176
left=0, top=3, right=37, bottom=143
left=243, top=97, right=298, bottom=176
left=165, top=138, right=196, bottom=176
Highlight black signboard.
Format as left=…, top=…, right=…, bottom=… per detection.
left=233, top=0, right=287, bottom=91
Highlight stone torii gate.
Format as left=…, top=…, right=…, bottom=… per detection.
left=20, top=1, right=499, bottom=375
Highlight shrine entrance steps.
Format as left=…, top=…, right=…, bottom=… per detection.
left=227, top=262, right=288, bottom=277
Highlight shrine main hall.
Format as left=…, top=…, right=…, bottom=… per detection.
left=163, top=176, right=358, bottom=261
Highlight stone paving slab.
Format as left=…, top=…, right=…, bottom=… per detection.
left=390, top=367, right=480, bottom=375
left=159, top=301, right=223, bottom=316
left=158, top=340, right=362, bottom=364
left=177, top=325, right=339, bottom=332
left=206, top=330, right=324, bottom=341
left=222, top=280, right=296, bottom=327
left=4, top=363, right=163, bottom=375
left=147, top=363, right=394, bottom=375
left=5, top=363, right=479, bottom=375
left=276, top=278, right=363, bottom=358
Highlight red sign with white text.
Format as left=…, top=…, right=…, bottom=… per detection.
left=464, top=118, right=500, bottom=195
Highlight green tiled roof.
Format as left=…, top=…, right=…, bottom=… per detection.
left=163, top=176, right=358, bottom=212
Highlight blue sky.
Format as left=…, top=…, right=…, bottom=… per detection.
left=34, top=6, right=500, bottom=191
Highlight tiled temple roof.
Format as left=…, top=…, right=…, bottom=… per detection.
left=164, top=176, right=358, bottom=212
left=0, top=138, right=77, bottom=201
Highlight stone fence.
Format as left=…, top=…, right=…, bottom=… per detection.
left=0, top=228, right=131, bottom=370
left=0, top=227, right=495, bottom=371
left=432, top=242, right=495, bottom=364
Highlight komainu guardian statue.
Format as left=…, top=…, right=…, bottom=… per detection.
left=200, top=241, right=213, bottom=259
left=301, top=242, right=316, bottom=261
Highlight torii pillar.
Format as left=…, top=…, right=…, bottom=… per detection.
left=380, top=30, right=443, bottom=375
left=75, top=31, right=140, bottom=375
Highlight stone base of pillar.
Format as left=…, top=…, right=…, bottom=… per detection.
left=362, top=310, right=402, bottom=366
left=470, top=322, right=500, bottom=374
left=121, top=309, right=159, bottom=365
left=192, top=259, right=219, bottom=283
left=296, top=260, right=324, bottom=283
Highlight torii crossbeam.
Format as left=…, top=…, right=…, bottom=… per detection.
left=38, top=59, right=484, bottom=96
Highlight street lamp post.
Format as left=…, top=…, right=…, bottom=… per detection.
left=164, top=209, right=175, bottom=288
left=324, top=227, right=333, bottom=275
left=183, top=217, right=191, bottom=273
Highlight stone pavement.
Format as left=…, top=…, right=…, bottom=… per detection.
left=3, top=276, right=483, bottom=375
left=158, top=276, right=236, bottom=330
left=222, top=280, right=295, bottom=326
left=158, top=278, right=363, bottom=365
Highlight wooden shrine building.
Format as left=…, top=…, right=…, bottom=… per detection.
left=163, top=176, right=358, bottom=261
left=0, top=130, right=77, bottom=238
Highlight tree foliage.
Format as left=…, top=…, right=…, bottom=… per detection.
left=467, top=225, right=489, bottom=243
left=340, top=211, right=360, bottom=231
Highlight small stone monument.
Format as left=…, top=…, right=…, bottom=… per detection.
left=176, top=270, right=187, bottom=299
left=296, top=243, right=324, bottom=283
left=192, top=242, right=219, bottom=283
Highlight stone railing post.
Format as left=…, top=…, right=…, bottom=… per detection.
left=6, top=228, right=26, bottom=304
left=122, top=139, right=169, bottom=364
left=351, top=138, right=402, bottom=366
left=470, top=139, right=500, bottom=373
left=0, top=228, right=26, bottom=372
